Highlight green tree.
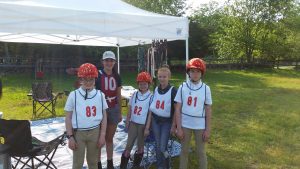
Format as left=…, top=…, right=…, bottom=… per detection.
left=124, top=0, right=187, bottom=16
left=212, top=0, right=266, bottom=63
left=210, top=0, right=300, bottom=64
left=257, top=0, right=297, bottom=63
left=189, top=1, right=224, bottom=58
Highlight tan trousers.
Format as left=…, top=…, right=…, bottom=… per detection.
left=179, top=128, right=207, bottom=169
left=125, top=122, right=145, bottom=152
left=73, top=127, right=100, bottom=169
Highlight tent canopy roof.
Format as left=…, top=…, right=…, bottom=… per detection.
left=0, top=0, right=189, bottom=47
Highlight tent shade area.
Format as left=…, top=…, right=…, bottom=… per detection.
left=0, top=0, right=189, bottom=74
left=0, top=0, right=189, bottom=47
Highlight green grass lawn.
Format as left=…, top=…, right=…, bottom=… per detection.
left=0, top=69, right=299, bottom=169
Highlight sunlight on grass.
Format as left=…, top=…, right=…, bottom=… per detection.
left=265, top=146, right=283, bottom=158
left=1, top=69, right=300, bottom=169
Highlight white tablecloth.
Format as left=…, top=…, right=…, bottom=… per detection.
left=121, top=86, right=137, bottom=100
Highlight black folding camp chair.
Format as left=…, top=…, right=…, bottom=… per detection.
left=0, top=119, right=66, bottom=169
left=31, top=82, right=63, bottom=119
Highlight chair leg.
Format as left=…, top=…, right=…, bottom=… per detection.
left=32, top=100, right=36, bottom=119
left=31, top=157, right=34, bottom=169
left=52, top=100, right=56, bottom=117
left=12, top=156, right=32, bottom=169
left=33, top=147, right=58, bottom=169
left=11, top=134, right=65, bottom=169
left=34, top=101, right=54, bottom=119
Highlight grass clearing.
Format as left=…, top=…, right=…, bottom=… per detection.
left=0, top=69, right=299, bottom=168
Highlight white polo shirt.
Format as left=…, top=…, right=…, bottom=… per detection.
left=64, top=87, right=108, bottom=130
left=174, top=80, right=212, bottom=129
left=129, top=90, right=152, bottom=125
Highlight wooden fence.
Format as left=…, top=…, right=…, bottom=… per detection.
left=1, top=56, right=299, bottom=74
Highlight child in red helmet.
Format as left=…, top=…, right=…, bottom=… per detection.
left=64, top=63, right=108, bottom=169
left=174, top=58, right=212, bottom=169
left=119, top=71, right=153, bottom=169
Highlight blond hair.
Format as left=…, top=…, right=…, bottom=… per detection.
left=157, top=64, right=171, bottom=77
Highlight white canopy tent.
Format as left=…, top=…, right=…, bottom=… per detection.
left=0, top=0, right=189, bottom=73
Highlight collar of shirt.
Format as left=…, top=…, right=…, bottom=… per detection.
left=79, top=87, right=97, bottom=97
left=187, top=79, right=203, bottom=89
left=100, top=68, right=114, bottom=76
left=137, top=90, right=151, bottom=98
left=158, top=84, right=171, bottom=94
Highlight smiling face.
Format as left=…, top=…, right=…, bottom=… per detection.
left=138, top=81, right=149, bottom=93
left=157, top=69, right=170, bottom=87
left=102, top=58, right=116, bottom=72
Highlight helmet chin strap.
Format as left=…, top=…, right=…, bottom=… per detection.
left=82, top=87, right=93, bottom=100
left=85, top=89, right=88, bottom=100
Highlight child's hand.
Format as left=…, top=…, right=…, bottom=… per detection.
left=176, top=127, right=184, bottom=140
left=97, top=136, right=106, bottom=148
left=144, top=128, right=150, bottom=137
left=202, top=129, right=210, bottom=142
left=170, top=125, right=176, bottom=136
left=68, top=137, right=77, bottom=150
left=118, top=113, right=123, bottom=123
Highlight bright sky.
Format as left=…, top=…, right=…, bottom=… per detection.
left=185, top=0, right=225, bottom=15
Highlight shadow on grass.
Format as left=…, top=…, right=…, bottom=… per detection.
left=1, top=69, right=300, bottom=168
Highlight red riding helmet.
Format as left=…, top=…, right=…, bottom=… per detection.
left=77, top=63, right=98, bottom=78
left=136, top=72, right=152, bottom=83
left=186, top=58, right=206, bottom=75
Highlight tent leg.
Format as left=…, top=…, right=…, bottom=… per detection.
left=185, top=38, right=189, bottom=81
left=117, top=46, right=120, bottom=74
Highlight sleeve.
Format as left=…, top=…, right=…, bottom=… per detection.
left=101, top=92, right=109, bottom=110
left=171, top=87, right=178, bottom=103
left=64, top=91, right=75, bottom=112
left=115, top=74, right=122, bottom=87
left=205, top=85, right=212, bottom=105
left=174, top=85, right=183, bottom=103
left=170, top=87, right=178, bottom=118
left=128, top=92, right=135, bottom=106
left=95, top=72, right=101, bottom=90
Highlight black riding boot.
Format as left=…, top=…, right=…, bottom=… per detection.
left=166, top=157, right=170, bottom=169
left=107, top=159, right=114, bottom=169
left=132, top=151, right=143, bottom=168
left=120, top=153, right=130, bottom=169
left=98, top=161, right=102, bottom=169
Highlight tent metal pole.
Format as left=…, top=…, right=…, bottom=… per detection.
left=186, top=38, right=189, bottom=81
left=117, top=46, right=120, bottom=74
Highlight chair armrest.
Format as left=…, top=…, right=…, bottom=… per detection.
left=27, top=93, right=32, bottom=100
left=52, top=92, right=64, bottom=99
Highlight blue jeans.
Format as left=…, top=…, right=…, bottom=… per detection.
left=151, top=116, right=172, bottom=169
